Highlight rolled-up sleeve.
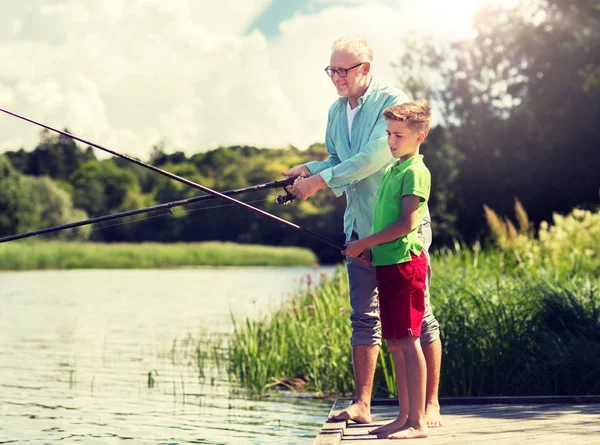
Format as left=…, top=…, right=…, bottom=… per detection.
left=311, top=112, right=392, bottom=197
left=305, top=111, right=341, bottom=179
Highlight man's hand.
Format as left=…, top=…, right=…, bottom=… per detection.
left=290, top=174, right=325, bottom=200
left=282, top=165, right=310, bottom=178
left=282, top=165, right=311, bottom=195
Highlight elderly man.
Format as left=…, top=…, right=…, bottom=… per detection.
left=282, top=37, right=442, bottom=427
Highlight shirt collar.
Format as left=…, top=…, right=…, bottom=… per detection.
left=338, top=76, right=377, bottom=107
left=394, top=154, right=424, bottom=170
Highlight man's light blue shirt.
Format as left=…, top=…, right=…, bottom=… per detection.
left=305, top=79, right=430, bottom=241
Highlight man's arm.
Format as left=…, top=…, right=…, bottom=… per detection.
left=285, top=107, right=342, bottom=199
left=312, top=93, right=407, bottom=197
left=288, top=90, right=408, bottom=200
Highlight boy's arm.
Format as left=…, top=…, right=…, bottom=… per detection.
left=342, top=195, right=421, bottom=258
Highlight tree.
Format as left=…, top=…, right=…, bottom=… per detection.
left=26, top=176, right=91, bottom=241
left=394, top=0, right=600, bottom=242
left=0, top=155, right=40, bottom=237
left=4, top=129, right=96, bottom=180
left=71, top=160, right=142, bottom=216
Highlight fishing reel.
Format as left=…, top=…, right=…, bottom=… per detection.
left=275, top=176, right=299, bottom=205
left=275, top=191, right=296, bottom=205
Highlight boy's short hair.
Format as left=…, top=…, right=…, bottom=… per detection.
left=383, top=100, right=432, bottom=136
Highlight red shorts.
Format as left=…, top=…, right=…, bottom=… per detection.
left=375, top=251, right=428, bottom=339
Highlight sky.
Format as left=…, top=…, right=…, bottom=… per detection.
left=0, top=0, right=515, bottom=159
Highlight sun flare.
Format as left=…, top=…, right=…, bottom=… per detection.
left=422, top=0, right=519, bottom=35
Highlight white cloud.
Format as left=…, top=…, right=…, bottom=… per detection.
left=0, top=0, right=495, bottom=160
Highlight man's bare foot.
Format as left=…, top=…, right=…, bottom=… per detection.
left=328, top=401, right=371, bottom=424
left=425, top=402, right=442, bottom=428
left=385, top=420, right=428, bottom=440
left=368, top=415, right=407, bottom=435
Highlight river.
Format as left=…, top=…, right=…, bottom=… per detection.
left=0, top=267, right=338, bottom=444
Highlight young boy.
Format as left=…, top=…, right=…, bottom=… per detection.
left=342, top=100, right=432, bottom=440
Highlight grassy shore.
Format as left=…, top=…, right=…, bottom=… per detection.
left=220, top=249, right=600, bottom=397
left=0, top=241, right=318, bottom=269
left=212, top=207, right=600, bottom=397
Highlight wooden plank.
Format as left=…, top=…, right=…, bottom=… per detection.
left=313, top=398, right=353, bottom=445
left=315, top=399, right=600, bottom=445
left=371, top=395, right=600, bottom=405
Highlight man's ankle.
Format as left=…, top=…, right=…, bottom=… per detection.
left=354, top=399, right=371, bottom=410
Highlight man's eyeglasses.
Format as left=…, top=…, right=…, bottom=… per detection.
left=324, top=62, right=365, bottom=78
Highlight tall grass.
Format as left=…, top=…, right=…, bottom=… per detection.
left=220, top=205, right=600, bottom=397
left=227, top=268, right=355, bottom=395
left=0, top=241, right=318, bottom=269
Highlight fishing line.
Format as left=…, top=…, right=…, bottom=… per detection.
left=0, top=176, right=292, bottom=243
left=0, top=107, right=342, bottom=250
left=14, top=198, right=272, bottom=243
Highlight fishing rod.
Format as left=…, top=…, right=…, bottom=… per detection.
left=0, top=178, right=297, bottom=244
left=0, top=107, right=340, bottom=250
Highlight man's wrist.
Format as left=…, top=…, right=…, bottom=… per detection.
left=314, top=173, right=326, bottom=187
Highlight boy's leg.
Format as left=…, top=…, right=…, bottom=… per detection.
left=368, top=340, right=408, bottom=435
left=329, top=251, right=380, bottom=424
left=385, top=337, right=428, bottom=439
left=370, top=254, right=428, bottom=439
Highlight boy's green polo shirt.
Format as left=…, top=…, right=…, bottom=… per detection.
left=371, top=155, right=431, bottom=266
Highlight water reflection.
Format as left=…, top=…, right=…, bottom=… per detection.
left=0, top=267, right=335, bottom=444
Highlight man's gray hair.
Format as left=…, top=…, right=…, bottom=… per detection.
left=331, top=37, right=373, bottom=62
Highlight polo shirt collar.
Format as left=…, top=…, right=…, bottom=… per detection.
left=394, top=154, right=424, bottom=170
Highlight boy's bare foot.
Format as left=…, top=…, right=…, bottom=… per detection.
left=385, top=421, right=428, bottom=440
left=425, top=402, right=443, bottom=428
left=328, top=401, right=371, bottom=424
left=368, top=415, right=407, bottom=435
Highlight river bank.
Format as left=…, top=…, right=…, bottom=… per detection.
left=0, top=241, right=318, bottom=269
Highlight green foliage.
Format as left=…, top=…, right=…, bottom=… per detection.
left=395, top=0, right=600, bottom=243
left=2, top=0, right=597, bottom=258
left=25, top=176, right=91, bottom=241
left=220, top=217, right=600, bottom=396
left=226, top=266, right=355, bottom=395
left=6, top=129, right=96, bottom=180
left=147, top=162, right=213, bottom=203
left=0, top=241, right=317, bottom=270
left=1, top=139, right=346, bottom=259
left=0, top=155, right=40, bottom=236
left=420, top=127, right=463, bottom=243
left=70, top=159, right=145, bottom=218
left=485, top=202, right=600, bottom=278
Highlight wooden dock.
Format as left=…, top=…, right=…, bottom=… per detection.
left=314, top=397, right=600, bottom=444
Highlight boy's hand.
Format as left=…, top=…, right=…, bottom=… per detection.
left=342, top=240, right=366, bottom=259
left=357, top=248, right=372, bottom=265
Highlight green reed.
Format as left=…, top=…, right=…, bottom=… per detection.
left=226, top=267, right=355, bottom=396
left=220, top=245, right=600, bottom=397
left=0, top=241, right=317, bottom=269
